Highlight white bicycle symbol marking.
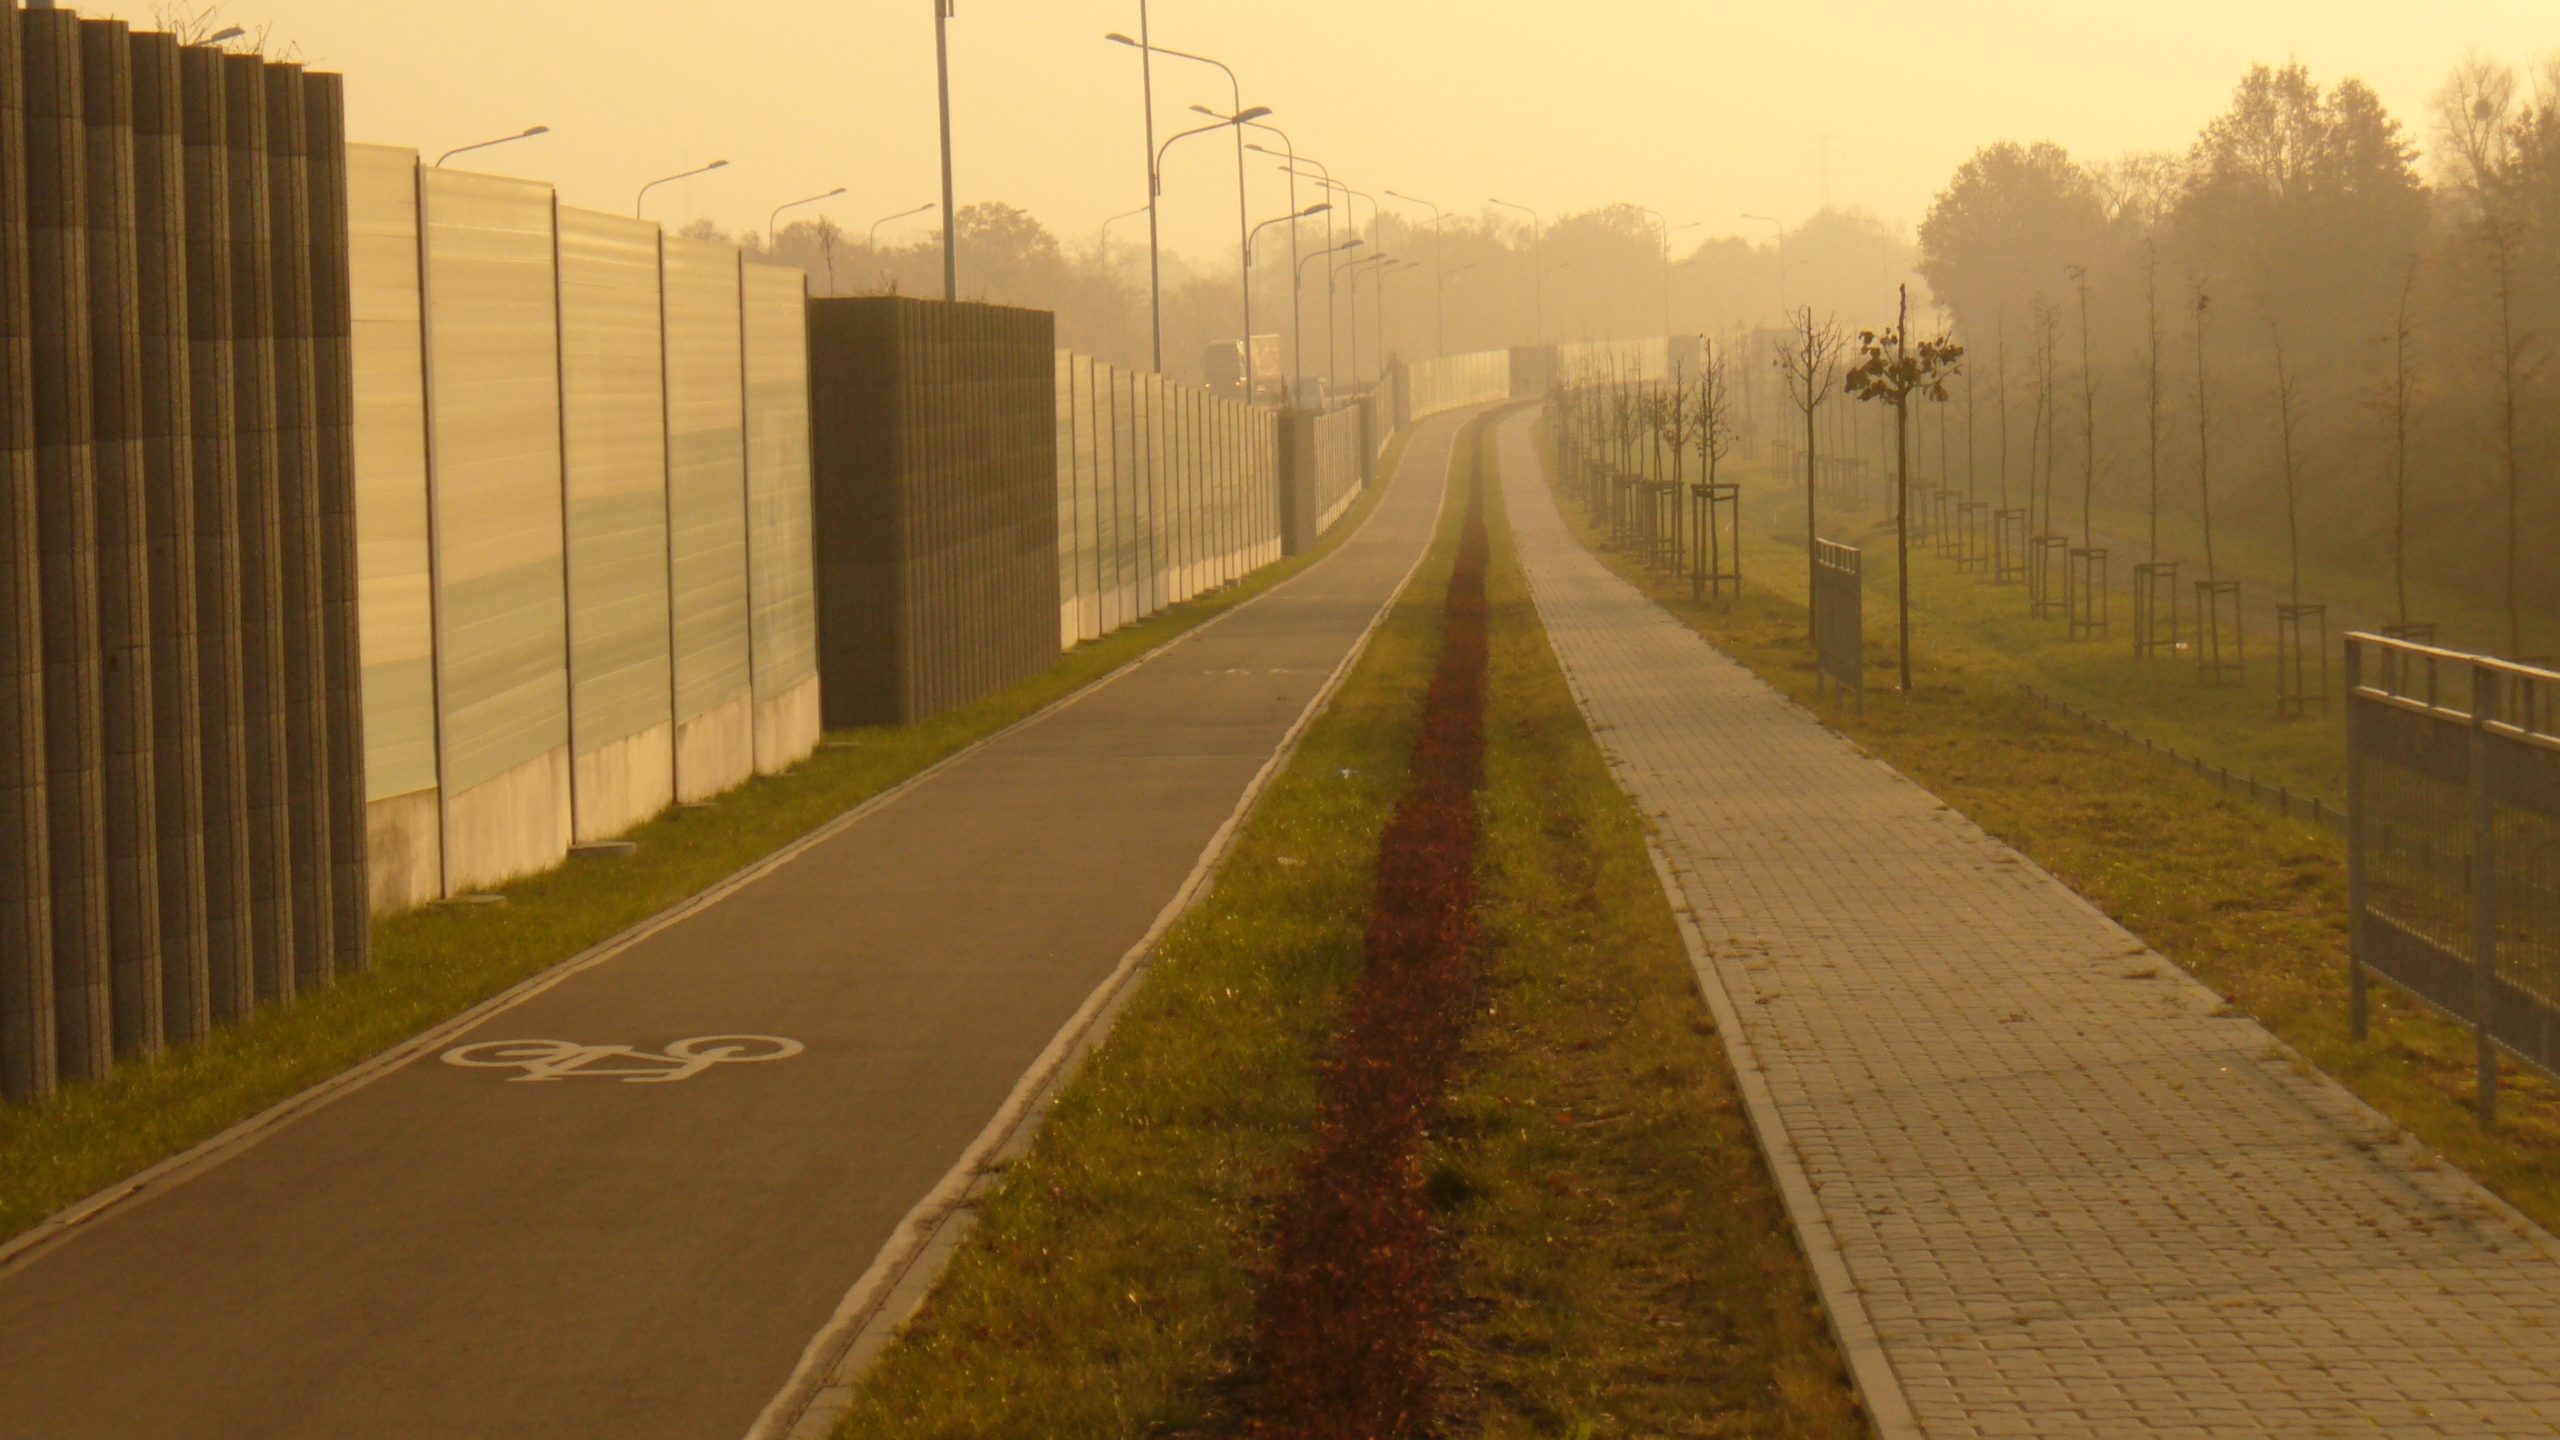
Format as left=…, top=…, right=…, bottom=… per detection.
left=439, top=1035, right=805, bottom=1084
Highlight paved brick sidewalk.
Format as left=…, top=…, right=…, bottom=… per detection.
left=1495, top=414, right=2560, bottom=1439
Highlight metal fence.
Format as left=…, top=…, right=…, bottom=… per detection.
left=2346, top=633, right=2560, bottom=1122
left=1814, top=539, right=1863, bottom=714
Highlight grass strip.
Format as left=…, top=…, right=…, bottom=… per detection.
left=1426, top=431, right=1871, bottom=1439
left=831, top=424, right=1467, bottom=1438
left=1235, top=428, right=1491, bottom=1436
left=833, top=414, right=1871, bottom=1438
left=1541, top=424, right=2560, bottom=1235
left=0, top=455, right=1411, bottom=1248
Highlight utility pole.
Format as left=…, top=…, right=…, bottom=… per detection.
left=934, top=0, right=958, bottom=301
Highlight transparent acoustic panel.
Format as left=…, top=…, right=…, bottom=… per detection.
left=418, top=168, right=565, bottom=799
left=661, top=236, right=750, bottom=726
left=556, top=205, right=671, bottom=761
left=343, top=144, right=435, bottom=804
left=742, top=261, right=815, bottom=699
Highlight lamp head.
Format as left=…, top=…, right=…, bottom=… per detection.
left=1236, top=105, right=1273, bottom=123
left=1103, top=31, right=1137, bottom=46
left=1301, top=203, right=1332, bottom=217
left=521, top=125, right=551, bottom=139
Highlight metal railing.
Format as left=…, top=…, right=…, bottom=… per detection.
left=2346, top=633, right=2560, bottom=1123
left=1814, top=539, right=1863, bottom=715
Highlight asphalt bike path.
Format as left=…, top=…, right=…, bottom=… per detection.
left=1495, top=410, right=2560, bottom=1439
left=0, top=410, right=1473, bottom=1440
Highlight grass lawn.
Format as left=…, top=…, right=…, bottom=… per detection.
left=0, top=446, right=1412, bottom=1249
left=833, top=415, right=1870, bottom=1437
left=1544, top=420, right=2560, bottom=1237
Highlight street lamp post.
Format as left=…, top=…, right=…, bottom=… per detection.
left=1639, top=207, right=1698, bottom=340
left=435, top=125, right=549, bottom=169
left=1254, top=144, right=1336, bottom=402
left=1383, top=190, right=1444, bottom=356
left=1110, top=32, right=1255, bottom=389
left=1339, top=251, right=1389, bottom=386
left=1301, top=238, right=1362, bottom=396
left=1184, top=106, right=1277, bottom=397
left=1239, top=124, right=1308, bottom=404
left=769, top=186, right=848, bottom=249
left=637, top=158, right=728, bottom=219
left=865, top=202, right=936, bottom=291
left=1489, top=196, right=1544, bottom=341
left=1250, top=203, right=1331, bottom=399
left=1150, top=107, right=1272, bottom=394
left=933, top=0, right=958, bottom=300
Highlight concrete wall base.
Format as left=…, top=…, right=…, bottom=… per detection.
left=441, top=745, right=569, bottom=895
left=674, top=691, right=753, bottom=803
left=572, top=720, right=674, bottom=845
left=753, top=674, right=819, bottom=777
left=363, top=788, right=441, bottom=914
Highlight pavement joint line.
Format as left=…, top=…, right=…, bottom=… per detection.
left=0, top=427, right=1406, bottom=1280
left=749, top=405, right=1509, bottom=1440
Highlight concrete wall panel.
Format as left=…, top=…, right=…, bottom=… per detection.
left=224, top=52, right=293, bottom=1000
left=301, top=71, right=366, bottom=969
left=263, top=65, right=334, bottom=990
left=25, top=6, right=111, bottom=1084
left=556, top=205, right=672, bottom=834
left=179, top=43, right=249, bottom=1019
left=128, top=30, right=206, bottom=1046
left=0, top=1, right=57, bottom=1102
left=80, top=17, right=163, bottom=1057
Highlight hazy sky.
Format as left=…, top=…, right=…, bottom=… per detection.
left=70, top=1, right=2560, bottom=265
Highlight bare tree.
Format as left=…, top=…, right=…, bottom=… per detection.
left=2267, top=312, right=2308, bottom=604
left=1692, top=342, right=1739, bottom=601
left=2192, top=282, right=2219, bottom=582
left=2376, top=259, right=2421, bottom=629
left=151, top=2, right=296, bottom=59
left=2143, top=240, right=2164, bottom=565
left=2072, top=267, right=2099, bottom=547
left=1776, top=306, right=1847, bottom=639
left=1846, top=285, right=1963, bottom=692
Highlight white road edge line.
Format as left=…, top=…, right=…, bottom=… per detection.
left=747, top=406, right=1501, bottom=1440
left=0, top=423, right=1417, bottom=1278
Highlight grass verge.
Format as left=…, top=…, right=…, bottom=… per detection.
left=829, top=423, right=1463, bottom=1437
left=1543, top=424, right=2560, bottom=1236
left=0, top=456, right=1410, bottom=1249
left=1429, top=434, right=1871, bottom=1437
left=833, top=413, right=1869, bottom=1437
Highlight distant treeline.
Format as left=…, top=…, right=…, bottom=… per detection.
left=1913, top=59, right=2560, bottom=655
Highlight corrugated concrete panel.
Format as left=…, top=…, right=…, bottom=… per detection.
left=344, top=142, right=437, bottom=911
left=80, top=17, right=162, bottom=1058
left=806, top=297, right=1056, bottom=726
left=224, top=51, right=292, bottom=1001
left=420, top=166, right=569, bottom=893
left=263, top=64, right=333, bottom=991
left=661, top=236, right=751, bottom=801
left=25, top=4, right=111, bottom=1085
left=128, top=29, right=206, bottom=1047
left=743, top=262, right=816, bottom=775
left=1053, top=350, right=1074, bottom=646
left=300, top=71, right=366, bottom=969
left=180, top=42, right=249, bottom=1020
left=556, top=205, right=672, bottom=839
left=0, top=0, right=57, bottom=1102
